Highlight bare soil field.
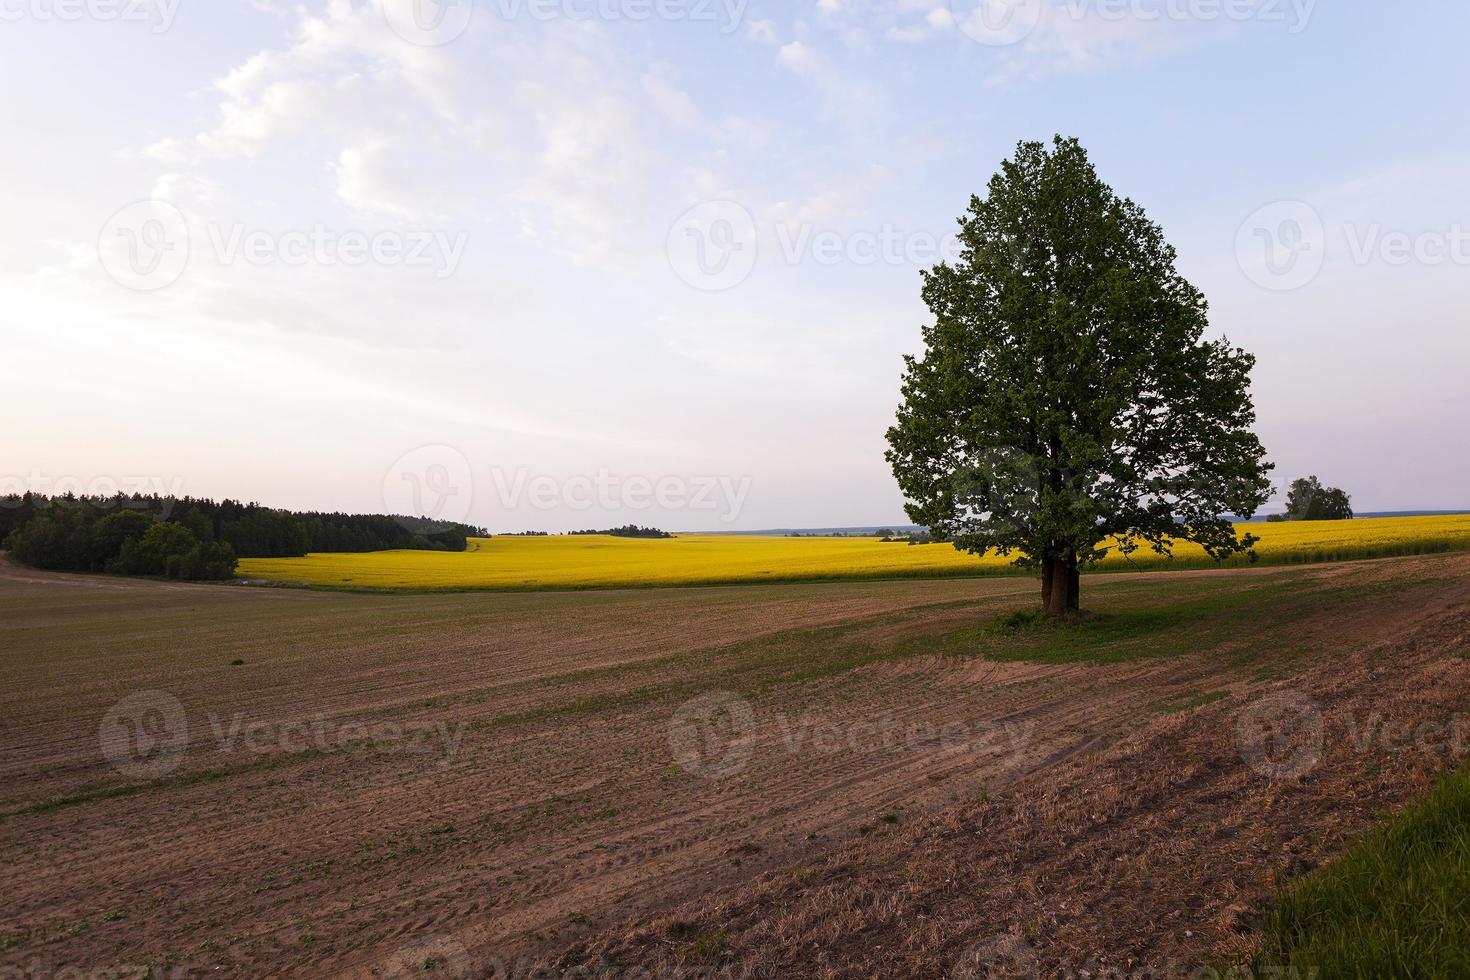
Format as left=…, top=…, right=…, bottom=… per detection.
left=2, top=555, right=1469, bottom=978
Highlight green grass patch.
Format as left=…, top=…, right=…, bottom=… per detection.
left=472, top=565, right=1455, bottom=733
left=1253, top=759, right=1470, bottom=978
left=985, top=605, right=1204, bottom=664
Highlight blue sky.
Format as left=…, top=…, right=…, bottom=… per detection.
left=3, top=0, right=1468, bottom=531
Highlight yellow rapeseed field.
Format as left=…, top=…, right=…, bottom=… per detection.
left=235, top=514, right=1470, bottom=591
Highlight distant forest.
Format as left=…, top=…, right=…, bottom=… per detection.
left=569, top=525, right=674, bottom=539
left=0, top=493, right=488, bottom=582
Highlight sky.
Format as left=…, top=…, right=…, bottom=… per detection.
left=2, top=0, right=1468, bottom=533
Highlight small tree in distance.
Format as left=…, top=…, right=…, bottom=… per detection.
left=1272, top=476, right=1353, bottom=521
left=886, top=137, right=1274, bottom=617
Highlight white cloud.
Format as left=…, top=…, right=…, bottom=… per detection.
left=641, top=73, right=705, bottom=132
left=777, top=40, right=821, bottom=75
left=747, top=17, right=779, bottom=43
left=332, top=137, right=428, bottom=220
left=867, top=0, right=1265, bottom=80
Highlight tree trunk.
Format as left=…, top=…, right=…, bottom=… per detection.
left=1044, top=558, right=1074, bottom=617
left=1043, top=556, right=1080, bottom=617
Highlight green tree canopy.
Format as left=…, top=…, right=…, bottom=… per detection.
left=886, top=136, right=1273, bottom=616
left=1282, top=476, right=1353, bottom=521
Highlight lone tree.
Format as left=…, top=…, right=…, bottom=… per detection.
left=886, top=137, right=1273, bottom=617
left=1278, top=476, right=1353, bottom=521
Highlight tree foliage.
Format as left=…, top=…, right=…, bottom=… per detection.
left=1271, top=476, right=1353, bottom=521
left=0, top=492, right=490, bottom=581
left=885, top=137, right=1273, bottom=614
left=569, top=525, right=674, bottom=539
left=4, top=499, right=237, bottom=581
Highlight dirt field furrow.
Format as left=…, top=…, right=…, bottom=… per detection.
left=3, top=555, right=1467, bottom=977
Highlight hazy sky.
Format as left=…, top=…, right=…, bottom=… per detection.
left=3, top=0, right=1468, bottom=532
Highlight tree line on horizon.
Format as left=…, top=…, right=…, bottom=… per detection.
left=568, top=525, right=674, bottom=539
left=0, top=493, right=489, bottom=581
